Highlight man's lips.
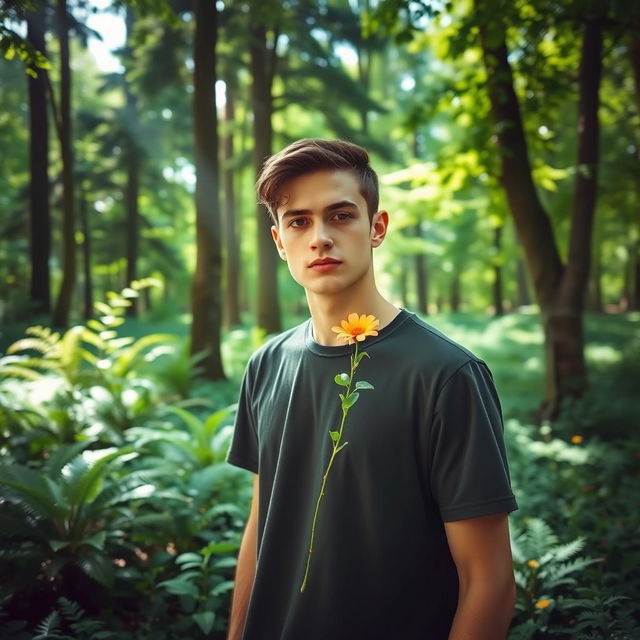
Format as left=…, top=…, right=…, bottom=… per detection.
left=309, top=258, right=342, bottom=271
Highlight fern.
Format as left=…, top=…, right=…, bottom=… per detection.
left=32, top=611, right=63, bottom=640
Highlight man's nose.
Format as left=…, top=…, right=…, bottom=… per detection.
left=309, top=222, right=333, bottom=249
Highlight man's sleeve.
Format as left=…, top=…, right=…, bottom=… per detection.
left=428, top=359, right=518, bottom=522
left=227, top=367, right=259, bottom=474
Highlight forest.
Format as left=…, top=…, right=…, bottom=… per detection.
left=0, top=0, right=639, bottom=638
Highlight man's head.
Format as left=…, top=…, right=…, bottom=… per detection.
left=257, top=139, right=379, bottom=225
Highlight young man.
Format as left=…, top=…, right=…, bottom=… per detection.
left=227, top=139, right=517, bottom=640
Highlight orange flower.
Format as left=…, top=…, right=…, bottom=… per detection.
left=527, top=559, right=539, bottom=568
left=571, top=434, right=583, bottom=444
left=535, top=598, right=551, bottom=609
left=332, top=313, right=380, bottom=345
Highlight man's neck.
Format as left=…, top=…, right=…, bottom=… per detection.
left=306, top=288, right=400, bottom=346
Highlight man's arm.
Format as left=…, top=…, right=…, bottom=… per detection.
left=444, top=512, right=516, bottom=640
left=227, top=474, right=259, bottom=640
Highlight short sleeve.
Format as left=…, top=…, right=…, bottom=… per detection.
left=226, top=366, right=259, bottom=474
left=428, top=359, right=517, bottom=522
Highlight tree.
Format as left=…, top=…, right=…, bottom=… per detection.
left=189, top=0, right=225, bottom=380
left=123, top=5, right=141, bottom=316
left=51, top=0, right=77, bottom=327
left=250, top=4, right=282, bottom=334
left=26, top=0, right=51, bottom=316
left=476, top=0, right=604, bottom=417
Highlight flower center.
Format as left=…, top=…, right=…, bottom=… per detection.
left=351, top=327, right=365, bottom=335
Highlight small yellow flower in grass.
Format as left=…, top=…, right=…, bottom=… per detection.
left=332, top=313, right=380, bottom=345
left=535, top=599, right=551, bottom=609
left=527, top=559, right=539, bottom=568
left=571, top=434, right=583, bottom=444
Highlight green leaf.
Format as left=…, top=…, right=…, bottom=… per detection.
left=50, top=540, right=70, bottom=552
left=193, top=611, right=215, bottom=635
left=334, top=373, right=350, bottom=387
left=355, top=380, right=374, bottom=391
left=176, top=552, right=202, bottom=565
left=341, top=392, right=360, bottom=410
left=329, top=430, right=340, bottom=443
left=354, top=351, right=370, bottom=367
left=84, top=530, right=107, bottom=550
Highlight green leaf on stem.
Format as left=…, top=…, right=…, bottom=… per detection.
left=334, top=373, right=351, bottom=387
left=329, top=430, right=340, bottom=443
left=341, top=392, right=360, bottom=410
left=355, top=380, right=374, bottom=391
left=354, top=351, right=369, bottom=367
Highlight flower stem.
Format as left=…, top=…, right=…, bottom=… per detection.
left=300, top=343, right=359, bottom=593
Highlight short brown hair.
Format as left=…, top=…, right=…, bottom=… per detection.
left=256, top=139, right=379, bottom=223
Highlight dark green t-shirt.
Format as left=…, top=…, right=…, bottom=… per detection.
left=227, top=309, right=517, bottom=640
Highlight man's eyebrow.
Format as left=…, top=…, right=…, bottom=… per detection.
left=281, top=200, right=359, bottom=219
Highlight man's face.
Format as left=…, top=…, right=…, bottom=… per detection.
left=270, top=169, right=387, bottom=298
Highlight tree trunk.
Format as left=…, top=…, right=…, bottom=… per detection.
left=478, top=7, right=602, bottom=418
left=51, top=0, right=76, bottom=327
left=79, top=185, right=93, bottom=320
left=399, top=257, right=409, bottom=309
left=414, top=222, right=428, bottom=315
left=516, top=255, right=531, bottom=307
left=190, top=0, right=225, bottom=380
left=586, top=232, right=603, bottom=312
left=492, top=224, right=504, bottom=316
left=124, top=7, right=140, bottom=317
left=450, top=272, right=461, bottom=313
left=250, top=22, right=281, bottom=334
left=223, top=73, right=241, bottom=328
left=27, top=3, right=51, bottom=316
left=627, top=34, right=640, bottom=312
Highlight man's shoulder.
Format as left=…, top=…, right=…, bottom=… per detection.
left=245, top=319, right=308, bottom=373
left=394, top=311, right=483, bottom=370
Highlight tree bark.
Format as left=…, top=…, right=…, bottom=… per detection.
left=516, top=256, right=531, bottom=308
left=124, top=7, right=140, bottom=317
left=250, top=22, right=281, bottom=334
left=27, top=2, right=51, bottom=316
left=450, top=272, right=461, bottom=313
left=628, top=34, right=640, bottom=311
left=190, top=0, right=225, bottom=380
left=492, top=224, right=504, bottom=316
left=79, top=185, right=93, bottom=320
left=478, top=7, right=603, bottom=418
left=51, top=0, right=76, bottom=327
left=414, top=222, right=428, bottom=315
left=223, top=73, right=241, bottom=328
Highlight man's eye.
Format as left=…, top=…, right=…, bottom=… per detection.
left=289, top=218, right=308, bottom=228
left=334, top=212, right=353, bottom=221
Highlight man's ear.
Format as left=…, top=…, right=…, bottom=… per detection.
left=370, top=210, right=389, bottom=248
left=271, top=224, right=287, bottom=260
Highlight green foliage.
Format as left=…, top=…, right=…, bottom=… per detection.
left=0, top=443, right=144, bottom=592
left=157, top=541, right=238, bottom=637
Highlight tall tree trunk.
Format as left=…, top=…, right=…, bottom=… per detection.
left=27, top=2, right=51, bottom=315
left=400, top=257, right=409, bottom=309
left=79, top=185, right=93, bottom=320
left=190, top=0, right=225, bottom=380
left=627, top=34, right=640, bottom=311
left=586, top=230, right=603, bottom=312
left=414, top=222, right=428, bottom=315
left=250, top=22, right=281, bottom=334
left=355, top=0, right=371, bottom=133
left=52, top=0, right=76, bottom=327
left=450, top=272, right=461, bottom=313
left=124, top=7, right=140, bottom=317
left=223, top=73, right=241, bottom=328
left=516, top=255, right=531, bottom=307
left=478, top=6, right=602, bottom=418
left=492, top=224, right=504, bottom=316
